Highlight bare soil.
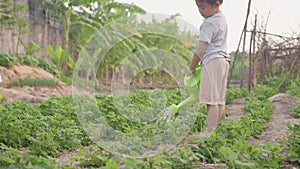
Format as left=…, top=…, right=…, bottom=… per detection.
left=0, top=65, right=72, bottom=103
left=225, top=97, right=245, bottom=121
left=0, top=65, right=58, bottom=83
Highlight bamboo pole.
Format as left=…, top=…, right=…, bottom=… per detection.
left=240, top=31, right=247, bottom=88
left=252, top=15, right=257, bottom=88
left=227, top=30, right=244, bottom=87
left=248, top=30, right=253, bottom=92
left=227, top=0, right=252, bottom=88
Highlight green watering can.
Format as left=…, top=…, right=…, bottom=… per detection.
left=156, top=65, right=201, bottom=122
left=169, top=65, right=201, bottom=114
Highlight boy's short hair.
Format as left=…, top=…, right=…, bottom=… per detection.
left=196, top=0, right=223, bottom=5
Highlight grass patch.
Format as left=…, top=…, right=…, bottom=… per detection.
left=10, top=78, right=59, bottom=87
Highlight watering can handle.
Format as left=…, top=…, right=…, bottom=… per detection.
left=194, top=65, right=201, bottom=80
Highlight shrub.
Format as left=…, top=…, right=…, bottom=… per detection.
left=37, top=58, right=59, bottom=77
left=0, top=53, right=17, bottom=67
left=0, top=53, right=59, bottom=77
left=0, top=53, right=39, bottom=67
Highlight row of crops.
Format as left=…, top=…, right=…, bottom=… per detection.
left=0, top=51, right=299, bottom=168
left=0, top=84, right=299, bottom=168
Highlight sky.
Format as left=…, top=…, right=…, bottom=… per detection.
left=115, top=0, right=300, bottom=52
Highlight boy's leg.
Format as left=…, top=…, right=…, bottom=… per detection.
left=218, top=105, right=226, bottom=125
left=207, top=104, right=219, bottom=133
left=218, top=59, right=229, bottom=125
left=200, top=58, right=229, bottom=133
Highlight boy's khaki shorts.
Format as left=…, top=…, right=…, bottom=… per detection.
left=199, top=57, right=229, bottom=105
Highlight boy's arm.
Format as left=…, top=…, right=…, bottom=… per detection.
left=189, top=41, right=208, bottom=73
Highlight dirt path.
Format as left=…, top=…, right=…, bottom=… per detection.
left=225, top=98, right=245, bottom=121
left=224, top=93, right=300, bottom=147
left=247, top=93, right=300, bottom=146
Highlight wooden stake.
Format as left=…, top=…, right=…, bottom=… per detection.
left=240, top=0, right=252, bottom=88
left=252, top=15, right=257, bottom=88
left=240, top=30, right=247, bottom=88
left=248, top=29, right=253, bottom=92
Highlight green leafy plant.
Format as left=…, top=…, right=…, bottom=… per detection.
left=15, top=53, right=39, bottom=66
left=287, top=79, right=300, bottom=98
left=74, top=146, right=112, bottom=168
left=46, top=45, right=71, bottom=76
left=252, top=85, right=279, bottom=100
left=0, top=53, right=38, bottom=67
left=37, top=57, right=59, bottom=77
left=0, top=53, right=18, bottom=67
left=0, top=143, right=62, bottom=168
left=0, top=97, right=89, bottom=158
left=19, top=39, right=43, bottom=56
left=192, top=104, right=207, bottom=132
left=291, top=102, right=300, bottom=119
left=225, top=87, right=249, bottom=104
left=285, top=124, right=300, bottom=164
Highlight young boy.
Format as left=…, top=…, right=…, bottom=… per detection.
left=189, top=0, right=230, bottom=134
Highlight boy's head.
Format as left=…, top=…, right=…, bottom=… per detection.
left=195, top=0, right=223, bottom=18
left=196, top=0, right=223, bottom=5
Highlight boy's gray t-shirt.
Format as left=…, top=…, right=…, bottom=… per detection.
left=199, top=11, right=230, bottom=66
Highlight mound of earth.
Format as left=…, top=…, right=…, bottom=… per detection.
left=0, top=65, right=72, bottom=103
left=0, top=65, right=58, bottom=84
